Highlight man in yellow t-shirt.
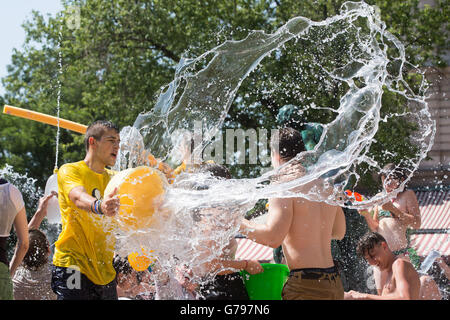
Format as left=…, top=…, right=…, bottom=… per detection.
left=51, top=120, right=121, bottom=300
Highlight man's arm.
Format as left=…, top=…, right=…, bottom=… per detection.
left=358, top=208, right=379, bottom=232
left=204, top=258, right=264, bottom=275
left=240, top=197, right=293, bottom=248
left=69, top=186, right=119, bottom=216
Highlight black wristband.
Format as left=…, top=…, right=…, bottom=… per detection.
left=97, top=199, right=104, bottom=215
left=90, top=200, right=96, bottom=214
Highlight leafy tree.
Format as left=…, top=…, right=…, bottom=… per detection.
left=0, top=0, right=447, bottom=192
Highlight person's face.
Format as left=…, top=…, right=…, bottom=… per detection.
left=364, top=242, right=390, bottom=271
left=93, top=129, right=120, bottom=167
left=381, top=175, right=400, bottom=193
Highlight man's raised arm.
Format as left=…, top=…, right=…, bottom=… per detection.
left=240, top=197, right=293, bottom=248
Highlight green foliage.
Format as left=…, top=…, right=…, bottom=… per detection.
left=0, top=0, right=448, bottom=190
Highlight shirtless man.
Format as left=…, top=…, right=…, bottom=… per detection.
left=240, top=127, right=346, bottom=300
left=345, top=232, right=420, bottom=300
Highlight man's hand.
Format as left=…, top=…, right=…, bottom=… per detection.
left=344, top=290, right=367, bottom=300
left=101, top=187, right=120, bottom=217
left=244, top=260, right=264, bottom=275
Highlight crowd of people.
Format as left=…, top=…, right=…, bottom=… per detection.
left=0, top=120, right=448, bottom=300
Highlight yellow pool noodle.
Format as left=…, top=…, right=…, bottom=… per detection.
left=3, top=105, right=87, bottom=134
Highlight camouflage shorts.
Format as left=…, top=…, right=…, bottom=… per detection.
left=0, top=262, right=13, bottom=300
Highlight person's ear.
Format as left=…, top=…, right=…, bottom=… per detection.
left=271, top=149, right=280, bottom=167
left=89, top=137, right=96, bottom=148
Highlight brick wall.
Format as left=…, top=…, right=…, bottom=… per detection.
left=410, top=66, right=450, bottom=189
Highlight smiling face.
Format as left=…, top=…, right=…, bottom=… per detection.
left=364, top=242, right=390, bottom=271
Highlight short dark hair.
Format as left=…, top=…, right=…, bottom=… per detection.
left=380, top=163, right=408, bottom=182
left=113, top=255, right=133, bottom=275
left=356, top=232, right=387, bottom=257
left=23, top=229, right=49, bottom=270
left=270, top=127, right=305, bottom=161
left=197, top=162, right=232, bottom=180
left=84, top=120, right=119, bottom=151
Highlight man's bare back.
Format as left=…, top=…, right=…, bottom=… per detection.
left=240, top=127, right=347, bottom=299
left=282, top=197, right=346, bottom=270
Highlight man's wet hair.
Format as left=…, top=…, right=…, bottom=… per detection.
left=270, top=127, right=305, bottom=161
left=356, top=232, right=387, bottom=258
left=197, top=162, right=232, bottom=180
left=84, top=120, right=119, bottom=152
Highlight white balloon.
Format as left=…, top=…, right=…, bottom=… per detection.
left=44, top=173, right=60, bottom=224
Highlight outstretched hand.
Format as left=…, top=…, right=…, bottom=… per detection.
left=101, top=187, right=120, bottom=217
left=37, top=191, right=58, bottom=214
left=344, top=290, right=367, bottom=300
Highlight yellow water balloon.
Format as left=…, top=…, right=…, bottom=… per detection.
left=104, top=166, right=168, bottom=231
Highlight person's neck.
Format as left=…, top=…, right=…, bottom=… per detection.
left=386, top=252, right=398, bottom=272
left=84, top=154, right=105, bottom=174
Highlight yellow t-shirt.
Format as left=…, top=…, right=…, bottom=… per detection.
left=53, top=161, right=116, bottom=285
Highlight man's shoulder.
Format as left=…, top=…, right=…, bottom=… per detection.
left=392, top=256, right=415, bottom=272
left=58, top=161, right=88, bottom=180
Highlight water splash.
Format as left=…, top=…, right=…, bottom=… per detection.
left=54, top=22, right=64, bottom=171
left=112, top=2, right=435, bottom=298
left=131, top=1, right=434, bottom=208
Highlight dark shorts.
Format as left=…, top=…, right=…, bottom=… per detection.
left=282, top=266, right=344, bottom=300
left=199, top=272, right=249, bottom=300
left=51, top=265, right=117, bottom=300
